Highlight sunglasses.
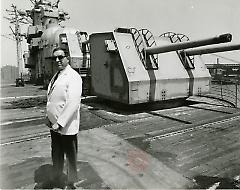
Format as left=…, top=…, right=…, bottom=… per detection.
left=52, top=55, right=65, bottom=61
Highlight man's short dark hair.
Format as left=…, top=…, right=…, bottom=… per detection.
left=52, top=47, right=69, bottom=56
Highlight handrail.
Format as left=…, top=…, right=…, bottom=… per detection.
left=206, top=80, right=240, bottom=108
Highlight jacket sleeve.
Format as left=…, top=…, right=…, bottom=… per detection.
left=57, top=74, right=82, bottom=128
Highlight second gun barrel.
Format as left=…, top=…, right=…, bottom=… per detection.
left=145, top=33, right=232, bottom=55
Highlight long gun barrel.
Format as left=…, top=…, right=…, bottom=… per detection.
left=145, top=33, right=232, bottom=55
left=183, top=44, right=240, bottom=56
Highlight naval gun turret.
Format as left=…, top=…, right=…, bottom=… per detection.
left=24, top=0, right=90, bottom=88
left=89, top=27, right=236, bottom=104
left=40, top=24, right=90, bottom=87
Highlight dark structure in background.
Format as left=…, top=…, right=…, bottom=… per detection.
left=206, top=62, right=240, bottom=83
left=1, top=65, right=18, bottom=84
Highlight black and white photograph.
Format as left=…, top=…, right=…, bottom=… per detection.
left=1, top=0, right=240, bottom=189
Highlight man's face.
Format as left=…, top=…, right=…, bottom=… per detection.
left=53, top=49, right=69, bottom=71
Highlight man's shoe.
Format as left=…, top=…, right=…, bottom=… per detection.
left=34, top=181, right=54, bottom=189
left=64, top=179, right=85, bottom=189
left=64, top=183, right=76, bottom=189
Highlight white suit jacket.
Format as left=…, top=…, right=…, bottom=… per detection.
left=47, top=65, right=82, bottom=135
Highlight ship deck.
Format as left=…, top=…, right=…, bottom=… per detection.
left=1, top=84, right=240, bottom=189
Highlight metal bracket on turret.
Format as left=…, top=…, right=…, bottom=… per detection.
left=105, top=39, right=118, bottom=52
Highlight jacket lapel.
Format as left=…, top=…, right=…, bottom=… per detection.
left=47, top=73, right=57, bottom=95
left=47, top=66, right=70, bottom=96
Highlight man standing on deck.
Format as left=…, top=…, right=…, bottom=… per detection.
left=46, top=47, right=82, bottom=189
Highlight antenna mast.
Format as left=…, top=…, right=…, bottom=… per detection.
left=5, top=4, right=32, bottom=79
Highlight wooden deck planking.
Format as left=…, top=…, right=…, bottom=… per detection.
left=144, top=116, right=240, bottom=180
left=176, top=125, right=240, bottom=161
left=178, top=141, right=240, bottom=172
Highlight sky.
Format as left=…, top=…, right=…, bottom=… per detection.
left=1, top=0, right=240, bottom=69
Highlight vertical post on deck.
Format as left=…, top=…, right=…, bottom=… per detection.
left=235, top=82, right=238, bottom=108
left=220, top=81, right=223, bottom=99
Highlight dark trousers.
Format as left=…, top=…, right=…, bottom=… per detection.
left=50, top=130, right=78, bottom=184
